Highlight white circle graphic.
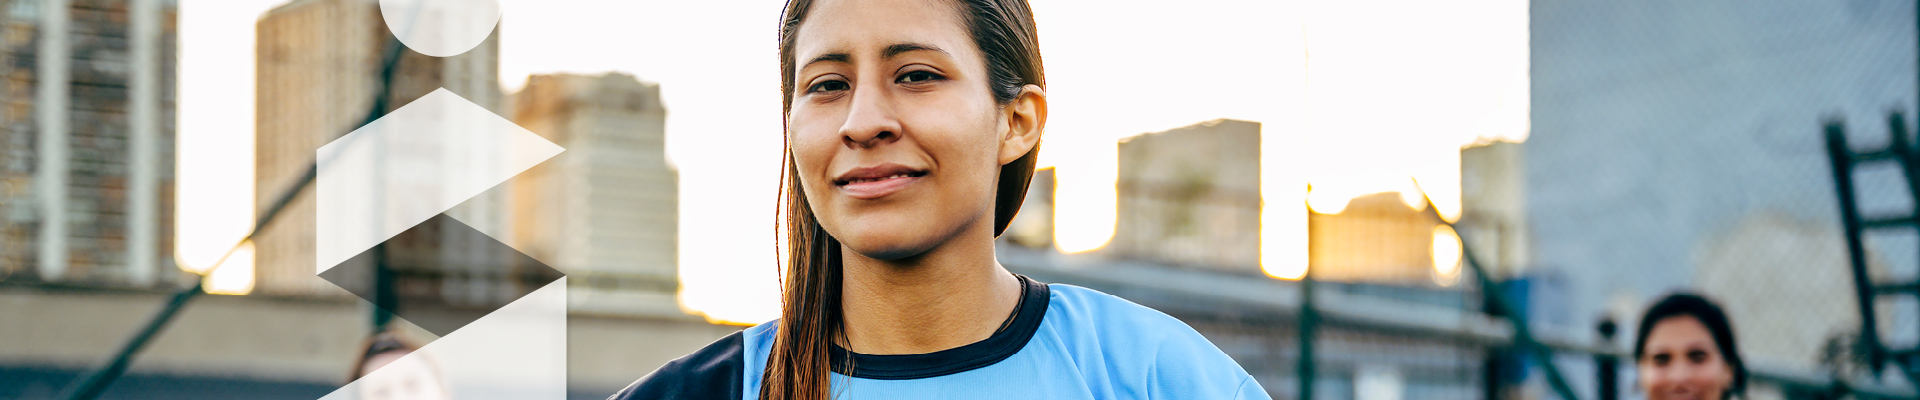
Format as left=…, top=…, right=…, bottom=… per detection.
left=379, top=0, right=503, bottom=57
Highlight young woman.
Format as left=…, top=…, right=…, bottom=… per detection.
left=611, top=0, right=1268, bottom=398
left=1633, top=293, right=1746, bottom=400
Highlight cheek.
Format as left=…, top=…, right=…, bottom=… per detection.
left=788, top=116, right=844, bottom=185
left=920, top=118, right=1002, bottom=194
left=917, top=101, right=1002, bottom=165
left=1638, top=365, right=1665, bottom=388
left=1639, top=362, right=1686, bottom=391
left=1704, top=363, right=1734, bottom=387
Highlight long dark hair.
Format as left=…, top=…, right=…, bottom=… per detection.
left=1632, top=293, right=1746, bottom=399
left=765, top=0, right=1044, bottom=399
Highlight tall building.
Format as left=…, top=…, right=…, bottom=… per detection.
left=1458, top=140, right=1527, bottom=278
left=0, top=0, right=177, bottom=287
left=507, top=72, right=679, bottom=316
left=1005, top=119, right=1497, bottom=399
left=1307, top=192, right=1446, bottom=284
left=254, top=0, right=503, bottom=295
left=1106, top=119, right=1262, bottom=274
left=1103, top=117, right=1463, bottom=285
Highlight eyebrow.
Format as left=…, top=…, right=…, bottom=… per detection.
left=801, top=42, right=950, bottom=69
left=882, top=42, right=947, bottom=59
left=803, top=53, right=849, bottom=69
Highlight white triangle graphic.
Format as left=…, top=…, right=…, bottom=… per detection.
left=319, top=277, right=568, bottom=400
left=315, top=88, right=564, bottom=274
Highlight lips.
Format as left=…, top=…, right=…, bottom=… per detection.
left=833, top=163, right=928, bottom=199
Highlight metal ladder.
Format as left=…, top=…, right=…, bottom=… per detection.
left=1822, top=110, right=1920, bottom=387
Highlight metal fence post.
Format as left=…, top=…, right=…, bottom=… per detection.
left=1300, top=268, right=1317, bottom=400
left=1597, top=318, right=1619, bottom=400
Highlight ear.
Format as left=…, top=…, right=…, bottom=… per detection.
left=998, top=84, right=1047, bottom=166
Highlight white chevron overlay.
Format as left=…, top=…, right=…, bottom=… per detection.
left=320, top=277, right=569, bottom=400
left=315, top=88, right=563, bottom=274
left=313, top=87, right=567, bottom=400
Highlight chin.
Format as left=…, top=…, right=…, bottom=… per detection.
left=821, top=201, right=977, bottom=262
left=836, top=231, right=939, bottom=261
left=828, top=216, right=943, bottom=261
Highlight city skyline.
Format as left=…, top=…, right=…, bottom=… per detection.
left=177, top=0, right=1528, bottom=324
left=4, top=1, right=1911, bottom=399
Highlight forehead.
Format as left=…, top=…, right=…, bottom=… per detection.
left=793, top=0, right=971, bottom=60
left=1646, top=315, right=1715, bottom=348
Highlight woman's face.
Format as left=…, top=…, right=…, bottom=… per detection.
left=1638, top=315, right=1734, bottom=400
left=357, top=351, right=451, bottom=400
left=787, top=0, right=1031, bottom=260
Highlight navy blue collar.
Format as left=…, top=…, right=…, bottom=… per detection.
left=829, top=274, right=1050, bottom=380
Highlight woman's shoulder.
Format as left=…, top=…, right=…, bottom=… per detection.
left=1043, top=283, right=1198, bottom=341
left=606, top=327, right=754, bottom=400
left=1041, top=283, right=1269, bottom=398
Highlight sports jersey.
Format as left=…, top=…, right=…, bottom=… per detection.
left=609, top=275, right=1271, bottom=399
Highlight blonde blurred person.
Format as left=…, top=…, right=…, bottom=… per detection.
left=352, top=333, right=452, bottom=400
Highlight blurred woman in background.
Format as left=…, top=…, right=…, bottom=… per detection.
left=1633, top=293, right=1746, bottom=400
left=352, top=333, right=451, bottom=400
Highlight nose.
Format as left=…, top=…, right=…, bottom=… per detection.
left=838, top=81, right=902, bottom=149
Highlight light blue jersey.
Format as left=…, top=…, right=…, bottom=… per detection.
left=611, top=275, right=1271, bottom=399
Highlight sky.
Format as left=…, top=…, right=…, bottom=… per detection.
left=176, top=0, right=1529, bottom=323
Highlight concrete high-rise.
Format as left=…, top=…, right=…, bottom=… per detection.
left=0, top=0, right=178, bottom=287
left=1107, top=119, right=1263, bottom=274
left=254, top=0, right=503, bottom=295
left=508, top=72, right=679, bottom=316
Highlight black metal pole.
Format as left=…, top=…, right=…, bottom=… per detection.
left=1456, top=223, right=1582, bottom=400
left=1299, top=197, right=1317, bottom=400
left=1299, top=267, right=1317, bottom=400
left=1889, top=112, right=1920, bottom=384
left=1483, top=279, right=1510, bottom=400
left=1596, top=318, right=1619, bottom=400
left=373, top=242, right=395, bottom=333
left=53, top=282, right=204, bottom=400
left=1410, top=183, right=1582, bottom=400
left=1826, top=121, right=1889, bottom=374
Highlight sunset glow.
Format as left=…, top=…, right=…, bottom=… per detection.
left=176, top=0, right=1526, bottom=324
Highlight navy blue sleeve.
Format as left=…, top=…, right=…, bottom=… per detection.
left=608, top=331, right=746, bottom=400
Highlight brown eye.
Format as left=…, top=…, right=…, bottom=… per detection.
left=808, top=79, right=849, bottom=94
left=1687, top=350, right=1709, bottom=363
left=1651, top=353, right=1671, bottom=366
left=897, top=70, right=942, bottom=84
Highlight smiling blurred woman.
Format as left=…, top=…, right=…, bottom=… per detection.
left=1634, top=293, right=1746, bottom=400
left=608, top=0, right=1267, bottom=399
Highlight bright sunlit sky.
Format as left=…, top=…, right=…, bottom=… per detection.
left=177, top=0, right=1528, bottom=323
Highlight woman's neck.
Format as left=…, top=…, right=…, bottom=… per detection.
left=837, top=230, right=1023, bottom=355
